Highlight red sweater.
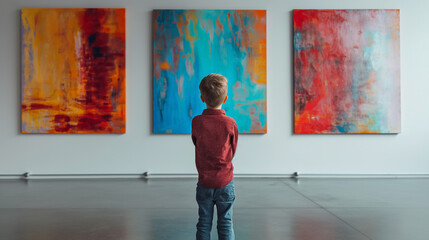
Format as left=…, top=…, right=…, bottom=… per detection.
left=192, top=109, right=238, bottom=188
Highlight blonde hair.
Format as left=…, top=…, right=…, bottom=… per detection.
left=199, top=74, right=228, bottom=108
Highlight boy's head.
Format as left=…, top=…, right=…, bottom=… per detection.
left=199, top=74, right=228, bottom=108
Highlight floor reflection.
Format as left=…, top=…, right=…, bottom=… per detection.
left=8, top=210, right=130, bottom=240
left=293, top=215, right=338, bottom=240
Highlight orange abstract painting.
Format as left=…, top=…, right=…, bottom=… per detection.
left=21, top=8, right=126, bottom=133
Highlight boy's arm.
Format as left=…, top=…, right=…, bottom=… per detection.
left=191, top=118, right=197, bottom=146
left=231, top=123, right=238, bottom=157
left=192, top=134, right=197, bottom=146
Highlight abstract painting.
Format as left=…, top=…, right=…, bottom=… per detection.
left=21, top=8, right=126, bottom=133
left=153, top=10, right=266, bottom=134
left=294, top=9, right=401, bottom=134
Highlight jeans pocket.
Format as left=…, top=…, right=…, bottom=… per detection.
left=196, top=183, right=211, bottom=202
left=218, top=183, right=235, bottom=202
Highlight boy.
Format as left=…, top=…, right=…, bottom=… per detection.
left=192, top=74, right=238, bottom=240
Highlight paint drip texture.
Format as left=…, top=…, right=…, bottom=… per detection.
left=294, top=9, right=401, bottom=134
left=153, top=10, right=267, bottom=134
left=21, top=8, right=126, bottom=133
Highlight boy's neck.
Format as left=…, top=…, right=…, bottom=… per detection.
left=206, top=104, right=222, bottom=110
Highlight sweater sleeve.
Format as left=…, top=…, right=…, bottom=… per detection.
left=191, top=118, right=197, bottom=146
left=231, top=123, right=238, bottom=157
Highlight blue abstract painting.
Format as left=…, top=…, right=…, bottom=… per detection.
left=153, top=10, right=267, bottom=134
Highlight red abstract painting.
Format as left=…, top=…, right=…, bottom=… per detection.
left=294, top=10, right=401, bottom=134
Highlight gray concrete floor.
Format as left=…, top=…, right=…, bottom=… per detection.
left=1, top=178, right=429, bottom=240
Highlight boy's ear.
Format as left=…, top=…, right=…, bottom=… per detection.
left=200, top=95, right=205, bottom=103
left=223, top=95, right=228, bottom=103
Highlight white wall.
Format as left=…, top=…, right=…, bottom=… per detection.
left=1, top=0, right=428, bottom=175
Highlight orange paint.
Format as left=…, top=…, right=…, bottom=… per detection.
left=160, top=62, right=170, bottom=70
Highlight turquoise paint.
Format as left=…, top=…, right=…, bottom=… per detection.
left=153, top=10, right=266, bottom=134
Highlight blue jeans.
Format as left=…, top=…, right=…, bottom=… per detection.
left=196, top=181, right=235, bottom=240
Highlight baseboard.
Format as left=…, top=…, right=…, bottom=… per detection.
left=1, top=172, right=429, bottom=180
left=293, top=173, right=429, bottom=179
left=0, top=173, right=145, bottom=180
